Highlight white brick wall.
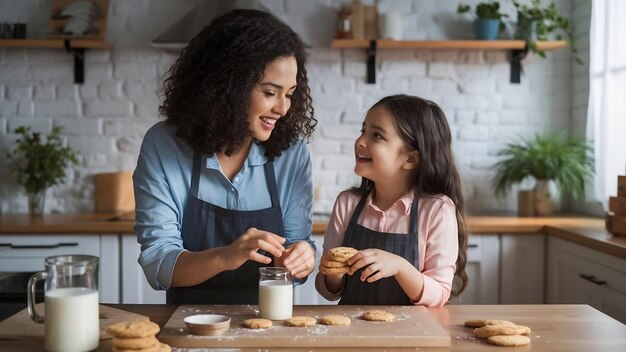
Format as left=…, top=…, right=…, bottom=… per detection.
left=0, top=0, right=585, bottom=216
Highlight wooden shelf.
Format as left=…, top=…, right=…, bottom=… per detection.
left=330, top=39, right=568, bottom=84
left=331, top=39, right=567, bottom=51
left=0, top=39, right=110, bottom=49
left=0, top=39, right=111, bottom=84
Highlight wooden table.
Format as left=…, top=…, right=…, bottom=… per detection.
left=0, top=304, right=624, bottom=351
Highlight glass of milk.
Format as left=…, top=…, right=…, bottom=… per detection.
left=258, top=267, right=292, bottom=320
left=27, top=255, right=99, bottom=352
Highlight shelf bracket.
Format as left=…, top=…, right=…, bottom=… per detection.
left=367, top=39, right=376, bottom=84
left=64, top=40, right=86, bottom=84
left=509, top=46, right=528, bottom=84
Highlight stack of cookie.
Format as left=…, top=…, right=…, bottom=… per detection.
left=106, top=319, right=171, bottom=352
left=464, top=319, right=531, bottom=347
left=319, top=247, right=357, bottom=275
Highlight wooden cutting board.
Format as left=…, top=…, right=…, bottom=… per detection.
left=0, top=304, right=149, bottom=341
left=159, top=305, right=450, bottom=348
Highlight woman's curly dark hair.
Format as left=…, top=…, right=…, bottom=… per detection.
left=160, top=9, right=316, bottom=159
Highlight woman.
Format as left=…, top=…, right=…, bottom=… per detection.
left=133, top=9, right=317, bottom=304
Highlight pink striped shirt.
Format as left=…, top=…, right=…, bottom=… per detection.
left=315, top=190, right=459, bottom=307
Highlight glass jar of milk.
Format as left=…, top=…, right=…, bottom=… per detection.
left=27, top=255, right=99, bottom=352
left=258, top=267, right=292, bottom=320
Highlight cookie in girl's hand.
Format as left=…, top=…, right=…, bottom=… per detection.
left=324, top=247, right=358, bottom=262
left=319, top=247, right=358, bottom=275
left=319, top=264, right=350, bottom=275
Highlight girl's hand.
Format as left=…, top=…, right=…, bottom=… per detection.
left=222, top=227, right=286, bottom=270
left=281, top=241, right=315, bottom=279
left=347, top=249, right=407, bottom=283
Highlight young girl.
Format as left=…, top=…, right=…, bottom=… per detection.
left=315, top=94, right=468, bottom=306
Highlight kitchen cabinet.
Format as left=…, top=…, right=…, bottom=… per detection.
left=451, top=233, right=545, bottom=305
left=547, top=236, right=626, bottom=324
left=499, top=233, right=545, bottom=304
left=120, top=234, right=166, bottom=304
left=0, top=234, right=119, bottom=303
left=449, top=234, right=499, bottom=305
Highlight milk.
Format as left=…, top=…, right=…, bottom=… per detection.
left=259, top=280, right=293, bottom=320
left=44, top=287, right=99, bottom=352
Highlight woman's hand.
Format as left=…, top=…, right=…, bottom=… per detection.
left=281, top=241, right=315, bottom=279
left=222, top=227, right=286, bottom=270
left=347, top=249, right=408, bottom=283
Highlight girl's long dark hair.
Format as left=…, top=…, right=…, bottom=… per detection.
left=351, top=94, right=468, bottom=297
left=160, top=9, right=316, bottom=159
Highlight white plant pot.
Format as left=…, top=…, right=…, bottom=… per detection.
left=379, top=12, right=403, bottom=40
left=534, top=179, right=556, bottom=216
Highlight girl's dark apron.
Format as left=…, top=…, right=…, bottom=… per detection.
left=167, top=153, right=283, bottom=304
left=339, top=189, right=419, bottom=305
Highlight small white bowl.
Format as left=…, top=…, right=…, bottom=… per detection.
left=184, top=314, right=231, bottom=336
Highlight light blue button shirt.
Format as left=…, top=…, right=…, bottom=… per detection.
left=133, top=121, right=314, bottom=290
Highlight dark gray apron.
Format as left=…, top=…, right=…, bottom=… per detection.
left=339, top=189, right=419, bottom=305
left=167, top=153, right=284, bottom=304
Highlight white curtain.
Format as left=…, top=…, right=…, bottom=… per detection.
left=587, top=0, right=626, bottom=209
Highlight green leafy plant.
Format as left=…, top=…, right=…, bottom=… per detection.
left=492, top=133, right=594, bottom=200
left=6, top=126, right=79, bottom=194
left=458, top=2, right=508, bottom=31
left=513, top=0, right=583, bottom=64
left=457, top=2, right=507, bottom=20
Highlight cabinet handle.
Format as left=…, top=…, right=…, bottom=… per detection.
left=579, top=274, right=607, bottom=285
left=0, top=242, right=79, bottom=249
left=468, top=244, right=479, bottom=248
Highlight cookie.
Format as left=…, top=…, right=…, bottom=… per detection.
left=319, top=314, right=351, bottom=326
left=319, top=264, right=350, bottom=275
left=242, top=318, right=273, bottom=329
left=362, top=309, right=394, bottom=322
left=107, top=319, right=160, bottom=338
left=320, top=257, right=348, bottom=268
left=325, top=247, right=358, bottom=262
left=464, top=319, right=516, bottom=328
left=113, top=336, right=159, bottom=349
left=473, top=324, right=531, bottom=338
left=285, top=316, right=317, bottom=327
left=487, top=335, right=531, bottom=346
left=113, top=342, right=171, bottom=352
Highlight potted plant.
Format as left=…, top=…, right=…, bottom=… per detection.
left=457, top=1, right=508, bottom=40
left=513, top=0, right=583, bottom=64
left=492, top=133, right=594, bottom=216
left=6, top=126, right=79, bottom=216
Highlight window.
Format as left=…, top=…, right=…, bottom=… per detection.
left=587, top=0, right=626, bottom=207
